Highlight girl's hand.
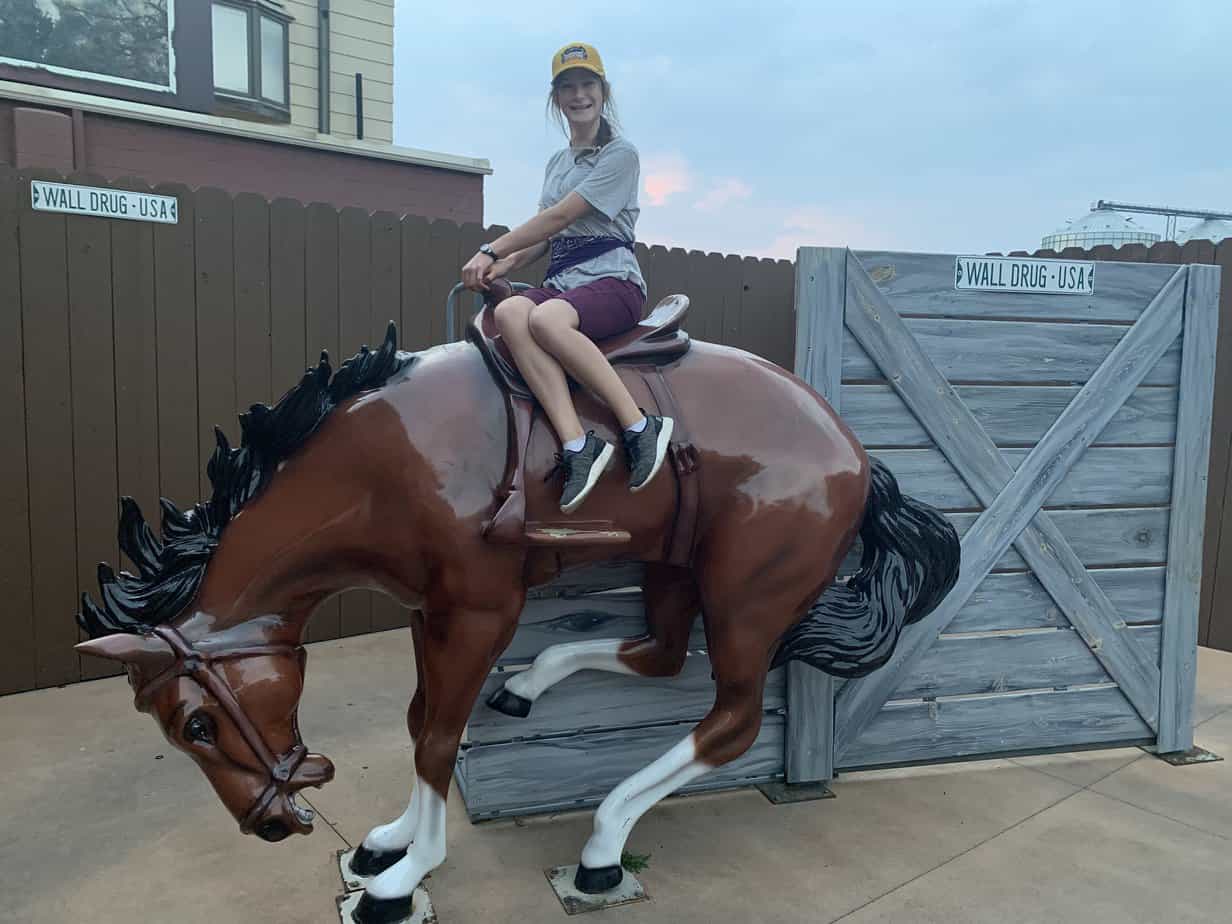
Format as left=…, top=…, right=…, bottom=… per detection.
left=484, top=256, right=516, bottom=285
left=461, top=251, right=495, bottom=292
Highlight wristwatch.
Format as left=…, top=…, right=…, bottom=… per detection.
left=478, top=243, right=500, bottom=261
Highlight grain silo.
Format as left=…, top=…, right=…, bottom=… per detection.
left=1041, top=209, right=1160, bottom=251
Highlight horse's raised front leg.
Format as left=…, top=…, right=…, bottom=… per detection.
left=353, top=604, right=519, bottom=924
left=488, top=564, right=699, bottom=717
left=350, top=611, right=428, bottom=879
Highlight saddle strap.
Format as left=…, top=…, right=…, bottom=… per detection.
left=640, top=368, right=701, bottom=567
left=483, top=393, right=534, bottom=543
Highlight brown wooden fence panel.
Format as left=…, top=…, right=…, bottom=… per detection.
left=66, top=194, right=121, bottom=681
left=398, top=215, right=433, bottom=351
left=152, top=181, right=201, bottom=513
left=195, top=187, right=239, bottom=497
left=234, top=193, right=273, bottom=408
left=270, top=198, right=307, bottom=405
left=338, top=205, right=375, bottom=638
left=0, top=168, right=35, bottom=695
left=1204, top=240, right=1232, bottom=650
left=111, top=178, right=161, bottom=550
left=304, top=201, right=342, bottom=643
left=425, top=219, right=462, bottom=346
left=370, top=210, right=412, bottom=633
left=20, top=171, right=80, bottom=688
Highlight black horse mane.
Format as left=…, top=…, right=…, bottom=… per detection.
left=78, top=322, right=415, bottom=638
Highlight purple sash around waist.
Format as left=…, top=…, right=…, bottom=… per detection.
left=545, top=235, right=634, bottom=281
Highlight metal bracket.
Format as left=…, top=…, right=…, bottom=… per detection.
left=1146, top=746, right=1223, bottom=766
left=545, top=865, right=648, bottom=915
left=756, top=780, right=836, bottom=804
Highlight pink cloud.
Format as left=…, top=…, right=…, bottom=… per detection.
left=695, top=178, right=753, bottom=212
left=642, top=154, right=693, bottom=207
left=759, top=207, right=867, bottom=259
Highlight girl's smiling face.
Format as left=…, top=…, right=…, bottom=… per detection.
left=554, top=68, right=604, bottom=134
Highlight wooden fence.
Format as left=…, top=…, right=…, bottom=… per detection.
left=800, top=248, right=1218, bottom=775
left=0, top=166, right=793, bottom=694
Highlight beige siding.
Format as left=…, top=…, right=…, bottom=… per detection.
left=282, top=0, right=394, bottom=143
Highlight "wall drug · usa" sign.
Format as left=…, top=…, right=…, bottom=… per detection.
left=955, top=255, right=1094, bottom=295
left=31, top=180, right=179, bottom=225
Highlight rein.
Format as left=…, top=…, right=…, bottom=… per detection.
left=135, top=625, right=308, bottom=834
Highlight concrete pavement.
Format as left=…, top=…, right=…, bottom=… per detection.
left=3, top=631, right=1229, bottom=923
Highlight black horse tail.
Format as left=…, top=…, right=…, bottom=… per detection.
left=772, top=458, right=961, bottom=679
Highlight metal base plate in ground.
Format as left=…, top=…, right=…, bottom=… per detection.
left=756, top=780, right=836, bottom=804
left=546, top=865, right=648, bottom=915
left=337, top=848, right=370, bottom=893
left=336, top=888, right=436, bottom=924
left=1148, top=746, right=1223, bottom=766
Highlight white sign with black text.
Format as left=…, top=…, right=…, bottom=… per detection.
left=30, top=181, right=179, bottom=225
left=955, top=255, right=1094, bottom=295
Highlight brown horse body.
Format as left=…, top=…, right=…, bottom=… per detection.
left=78, top=320, right=957, bottom=922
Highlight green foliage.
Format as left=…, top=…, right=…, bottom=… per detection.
left=620, top=850, right=651, bottom=874
left=0, top=0, right=171, bottom=86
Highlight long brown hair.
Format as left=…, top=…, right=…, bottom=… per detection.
left=546, top=72, right=620, bottom=151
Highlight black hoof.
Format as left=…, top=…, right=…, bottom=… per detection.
left=352, top=890, right=414, bottom=924
left=574, top=863, right=624, bottom=894
left=486, top=686, right=533, bottom=718
left=349, top=844, right=406, bottom=878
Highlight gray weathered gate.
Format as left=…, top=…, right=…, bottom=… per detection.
left=790, top=247, right=1219, bottom=777
left=454, top=247, right=1219, bottom=820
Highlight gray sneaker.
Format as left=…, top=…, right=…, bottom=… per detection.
left=555, top=432, right=615, bottom=514
left=622, top=413, right=674, bottom=492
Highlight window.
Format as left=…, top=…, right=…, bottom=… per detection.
left=0, top=0, right=175, bottom=92
left=211, top=0, right=291, bottom=120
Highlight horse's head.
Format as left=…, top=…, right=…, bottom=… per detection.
left=72, top=326, right=415, bottom=841
left=77, top=627, right=334, bottom=841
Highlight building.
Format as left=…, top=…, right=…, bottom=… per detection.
left=1178, top=218, right=1232, bottom=244
left=1040, top=209, right=1160, bottom=251
left=1044, top=201, right=1232, bottom=251
left=0, top=0, right=489, bottom=221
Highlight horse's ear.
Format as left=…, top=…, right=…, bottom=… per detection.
left=76, top=633, right=175, bottom=671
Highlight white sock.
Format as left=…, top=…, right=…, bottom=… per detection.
left=563, top=436, right=586, bottom=453
left=626, top=417, right=648, bottom=434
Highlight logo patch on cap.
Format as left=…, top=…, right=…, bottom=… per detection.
left=561, top=45, right=589, bottom=63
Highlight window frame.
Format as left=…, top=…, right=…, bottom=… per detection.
left=210, top=0, right=293, bottom=123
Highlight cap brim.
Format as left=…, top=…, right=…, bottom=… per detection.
left=552, top=63, right=605, bottom=81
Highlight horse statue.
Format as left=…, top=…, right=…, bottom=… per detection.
left=76, top=286, right=960, bottom=923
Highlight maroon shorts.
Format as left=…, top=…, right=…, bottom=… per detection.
left=521, top=277, right=645, bottom=341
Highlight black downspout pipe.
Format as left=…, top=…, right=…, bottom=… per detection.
left=317, top=0, right=330, bottom=133
left=355, top=73, right=364, bottom=140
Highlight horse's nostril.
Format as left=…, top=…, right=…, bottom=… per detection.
left=256, top=819, right=290, bottom=842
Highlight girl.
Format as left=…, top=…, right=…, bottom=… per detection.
left=461, top=42, right=673, bottom=514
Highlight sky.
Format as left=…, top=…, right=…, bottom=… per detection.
left=392, top=0, right=1231, bottom=259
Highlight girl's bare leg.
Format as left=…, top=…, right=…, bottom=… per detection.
left=526, top=299, right=643, bottom=428
left=493, top=296, right=586, bottom=443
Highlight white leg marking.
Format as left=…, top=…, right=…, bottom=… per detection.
left=580, top=733, right=710, bottom=870
left=362, top=777, right=422, bottom=852
left=504, top=638, right=637, bottom=702
left=366, top=777, right=447, bottom=900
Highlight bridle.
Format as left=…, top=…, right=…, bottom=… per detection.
left=133, top=625, right=309, bottom=835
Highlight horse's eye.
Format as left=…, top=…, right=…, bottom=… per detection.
left=184, top=711, right=216, bottom=745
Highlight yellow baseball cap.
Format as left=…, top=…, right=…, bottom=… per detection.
left=552, top=43, right=605, bottom=81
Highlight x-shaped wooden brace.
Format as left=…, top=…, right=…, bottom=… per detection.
left=833, top=256, right=1191, bottom=763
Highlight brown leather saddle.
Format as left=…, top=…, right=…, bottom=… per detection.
left=466, top=280, right=700, bottom=562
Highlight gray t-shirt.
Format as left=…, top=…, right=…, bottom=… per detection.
left=538, top=136, right=646, bottom=297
